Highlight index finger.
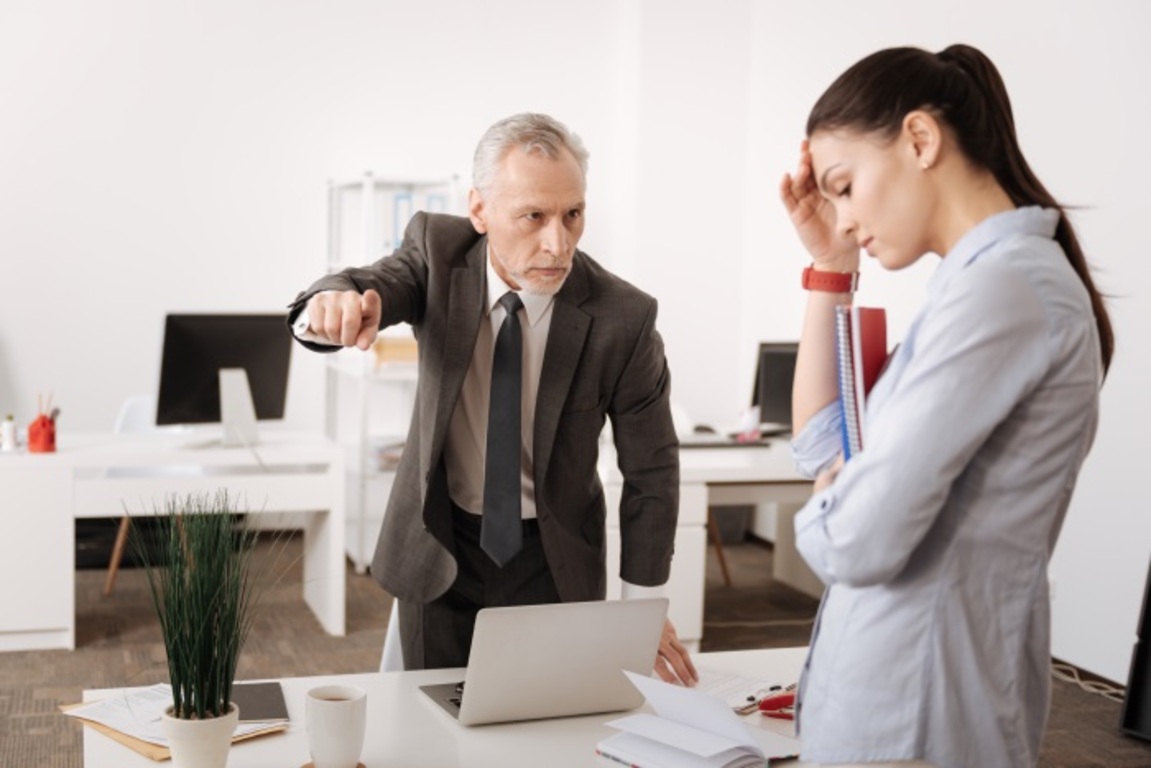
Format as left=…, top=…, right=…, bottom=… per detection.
left=338, top=291, right=365, bottom=347
left=779, top=173, right=800, bottom=212
left=355, top=290, right=383, bottom=350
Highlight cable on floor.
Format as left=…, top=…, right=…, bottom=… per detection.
left=1050, top=661, right=1126, bottom=703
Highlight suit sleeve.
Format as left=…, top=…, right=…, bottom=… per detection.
left=284, top=212, right=432, bottom=351
left=609, top=299, right=680, bottom=587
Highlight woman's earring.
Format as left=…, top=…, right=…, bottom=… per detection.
left=920, top=160, right=931, bottom=170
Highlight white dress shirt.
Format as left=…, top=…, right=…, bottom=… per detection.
left=443, top=257, right=552, bottom=519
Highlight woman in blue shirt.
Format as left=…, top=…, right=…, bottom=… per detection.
left=778, top=44, right=1114, bottom=768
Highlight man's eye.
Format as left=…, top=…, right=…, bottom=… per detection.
left=566, top=209, right=582, bottom=221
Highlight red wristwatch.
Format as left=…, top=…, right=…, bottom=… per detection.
left=802, top=265, right=859, bottom=293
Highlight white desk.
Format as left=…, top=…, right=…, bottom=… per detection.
left=601, top=442, right=813, bottom=650
left=82, top=647, right=811, bottom=767
left=0, top=430, right=345, bottom=652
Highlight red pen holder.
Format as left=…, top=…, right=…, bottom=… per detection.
left=28, top=414, right=56, bottom=453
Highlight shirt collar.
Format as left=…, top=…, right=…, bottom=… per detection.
left=484, top=246, right=554, bottom=327
left=928, top=206, right=1060, bottom=297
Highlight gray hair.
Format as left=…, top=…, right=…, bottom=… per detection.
left=472, top=113, right=589, bottom=197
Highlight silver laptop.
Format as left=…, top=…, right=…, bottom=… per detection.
left=420, top=597, right=668, bottom=726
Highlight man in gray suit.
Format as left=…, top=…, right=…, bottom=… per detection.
left=289, top=113, right=696, bottom=685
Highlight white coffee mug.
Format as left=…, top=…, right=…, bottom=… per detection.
left=306, top=684, right=367, bottom=768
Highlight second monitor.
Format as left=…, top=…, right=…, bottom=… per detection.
left=751, top=342, right=798, bottom=434
left=156, top=313, right=292, bottom=445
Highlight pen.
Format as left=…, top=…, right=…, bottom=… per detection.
left=595, top=748, right=641, bottom=768
left=734, top=683, right=785, bottom=715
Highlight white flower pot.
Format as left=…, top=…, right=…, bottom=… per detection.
left=161, top=703, right=239, bottom=768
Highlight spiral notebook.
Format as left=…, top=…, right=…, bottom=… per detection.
left=834, top=305, right=887, bottom=459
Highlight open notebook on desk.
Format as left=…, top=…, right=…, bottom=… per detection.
left=597, top=670, right=801, bottom=767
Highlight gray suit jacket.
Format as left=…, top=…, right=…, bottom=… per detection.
left=289, top=212, right=679, bottom=604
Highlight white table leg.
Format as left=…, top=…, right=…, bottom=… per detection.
left=302, top=464, right=347, bottom=636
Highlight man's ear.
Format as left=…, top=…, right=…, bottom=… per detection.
left=902, top=110, right=942, bottom=170
left=468, top=188, right=488, bottom=234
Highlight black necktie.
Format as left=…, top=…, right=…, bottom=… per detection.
left=481, top=291, right=524, bottom=566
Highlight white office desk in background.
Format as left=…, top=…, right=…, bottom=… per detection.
left=0, top=430, right=345, bottom=652
left=599, top=441, right=814, bottom=652
left=82, top=646, right=811, bottom=768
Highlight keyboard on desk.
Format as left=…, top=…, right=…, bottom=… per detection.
left=679, top=428, right=789, bottom=449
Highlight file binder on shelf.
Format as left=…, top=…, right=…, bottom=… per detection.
left=834, top=305, right=887, bottom=460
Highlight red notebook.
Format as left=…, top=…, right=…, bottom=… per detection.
left=834, top=305, right=887, bottom=459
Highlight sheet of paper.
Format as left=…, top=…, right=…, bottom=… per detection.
left=695, top=666, right=781, bottom=710
left=622, top=671, right=762, bottom=754
left=64, top=683, right=283, bottom=746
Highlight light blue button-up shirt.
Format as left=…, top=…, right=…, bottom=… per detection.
left=791, top=207, right=1102, bottom=768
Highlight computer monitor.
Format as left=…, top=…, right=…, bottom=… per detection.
left=751, top=342, right=798, bottom=432
left=156, top=314, right=291, bottom=442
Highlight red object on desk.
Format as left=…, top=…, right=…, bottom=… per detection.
left=758, top=689, right=796, bottom=720
left=28, top=414, right=56, bottom=453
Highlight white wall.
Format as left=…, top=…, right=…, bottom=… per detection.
left=2, top=0, right=1148, bottom=682
left=0, top=0, right=624, bottom=432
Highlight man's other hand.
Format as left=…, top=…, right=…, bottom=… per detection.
left=653, top=618, right=699, bottom=686
left=307, top=289, right=382, bottom=350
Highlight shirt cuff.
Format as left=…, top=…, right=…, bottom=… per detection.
left=791, top=400, right=843, bottom=479
left=291, top=300, right=340, bottom=346
left=621, top=580, right=667, bottom=601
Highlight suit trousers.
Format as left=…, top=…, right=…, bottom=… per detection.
left=397, top=501, right=561, bottom=670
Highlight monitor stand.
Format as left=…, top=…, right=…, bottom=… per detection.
left=219, top=368, right=259, bottom=447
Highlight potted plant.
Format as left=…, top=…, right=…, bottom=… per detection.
left=131, top=490, right=279, bottom=768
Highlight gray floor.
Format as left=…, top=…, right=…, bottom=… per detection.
left=1, top=533, right=1149, bottom=766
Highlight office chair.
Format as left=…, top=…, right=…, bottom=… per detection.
left=103, top=394, right=155, bottom=596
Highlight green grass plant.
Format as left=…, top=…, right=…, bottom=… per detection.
left=129, top=490, right=287, bottom=720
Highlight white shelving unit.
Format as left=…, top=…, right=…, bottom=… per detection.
left=325, top=173, right=462, bottom=573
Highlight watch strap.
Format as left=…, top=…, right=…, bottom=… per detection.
left=802, top=265, right=859, bottom=293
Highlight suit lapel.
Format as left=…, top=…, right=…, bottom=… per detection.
left=534, top=257, right=591, bottom=489
left=427, top=239, right=485, bottom=469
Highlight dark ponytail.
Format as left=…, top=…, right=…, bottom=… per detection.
left=807, top=44, right=1114, bottom=374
